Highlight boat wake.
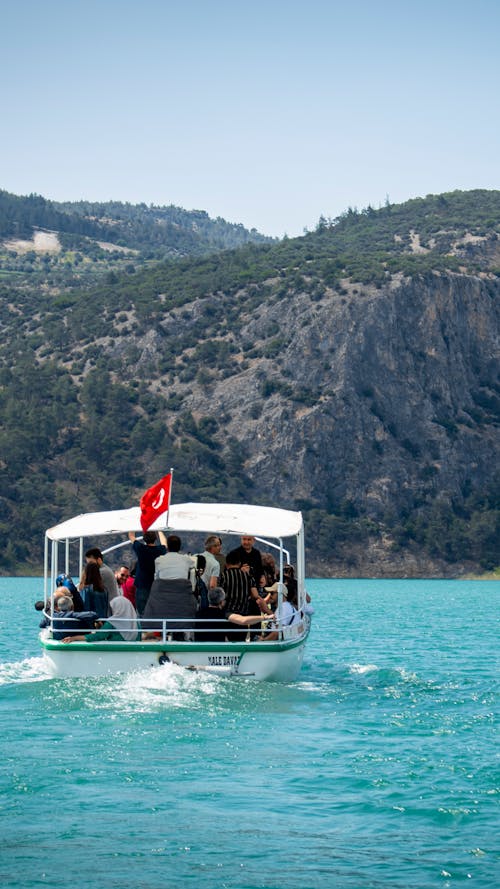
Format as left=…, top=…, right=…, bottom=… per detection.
left=93, top=661, right=223, bottom=713
left=0, top=655, right=274, bottom=714
left=297, top=660, right=428, bottom=699
left=347, top=663, right=423, bottom=691
left=0, top=655, right=52, bottom=686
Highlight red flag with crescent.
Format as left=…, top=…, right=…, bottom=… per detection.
left=140, top=473, right=172, bottom=531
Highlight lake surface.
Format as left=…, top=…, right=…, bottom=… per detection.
left=0, top=577, right=498, bottom=889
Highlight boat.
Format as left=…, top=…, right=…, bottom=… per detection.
left=40, top=502, right=311, bottom=681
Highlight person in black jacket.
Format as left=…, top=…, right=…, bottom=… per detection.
left=40, top=595, right=97, bottom=640
left=231, top=536, right=264, bottom=588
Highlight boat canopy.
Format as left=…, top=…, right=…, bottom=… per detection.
left=46, top=502, right=303, bottom=542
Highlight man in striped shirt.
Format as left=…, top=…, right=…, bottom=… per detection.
left=220, top=549, right=255, bottom=614
left=220, top=549, right=270, bottom=640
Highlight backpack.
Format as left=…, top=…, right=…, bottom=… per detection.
left=193, top=555, right=209, bottom=609
left=56, top=573, right=79, bottom=597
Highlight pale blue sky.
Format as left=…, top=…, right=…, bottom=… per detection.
left=1, top=0, right=499, bottom=236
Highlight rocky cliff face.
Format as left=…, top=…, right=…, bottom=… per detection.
left=168, top=272, right=498, bottom=531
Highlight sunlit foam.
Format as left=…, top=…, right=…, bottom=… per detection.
left=102, top=661, right=221, bottom=713
left=0, top=656, right=52, bottom=686
left=349, top=663, right=378, bottom=675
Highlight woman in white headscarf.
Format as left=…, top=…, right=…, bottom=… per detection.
left=62, top=597, right=139, bottom=643
left=106, top=597, right=139, bottom=641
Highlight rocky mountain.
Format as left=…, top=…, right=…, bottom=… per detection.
left=0, top=189, right=498, bottom=575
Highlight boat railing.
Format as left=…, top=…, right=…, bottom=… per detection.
left=42, top=611, right=306, bottom=643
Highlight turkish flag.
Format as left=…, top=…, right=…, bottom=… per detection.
left=140, top=473, right=172, bottom=531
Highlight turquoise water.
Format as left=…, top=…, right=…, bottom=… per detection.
left=0, top=577, right=498, bottom=889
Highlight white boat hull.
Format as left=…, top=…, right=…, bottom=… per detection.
left=41, top=626, right=309, bottom=682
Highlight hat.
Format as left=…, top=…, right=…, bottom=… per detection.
left=264, top=582, right=281, bottom=593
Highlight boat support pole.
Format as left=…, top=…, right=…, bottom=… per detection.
left=44, top=535, right=49, bottom=604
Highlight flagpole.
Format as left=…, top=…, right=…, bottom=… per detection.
left=167, top=466, right=173, bottom=529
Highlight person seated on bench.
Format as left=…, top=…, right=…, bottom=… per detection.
left=48, top=595, right=98, bottom=640
left=62, top=597, right=139, bottom=643
left=195, top=587, right=274, bottom=642
left=78, top=561, right=109, bottom=619
left=256, top=583, right=300, bottom=641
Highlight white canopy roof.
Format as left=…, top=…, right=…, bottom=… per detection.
left=46, top=502, right=303, bottom=542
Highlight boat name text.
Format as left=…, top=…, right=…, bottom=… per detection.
left=208, top=655, right=239, bottom=666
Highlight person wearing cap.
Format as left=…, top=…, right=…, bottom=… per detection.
left=257, top=582, right=300, bottom=641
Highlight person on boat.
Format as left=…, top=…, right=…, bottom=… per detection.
left=199, top=535, right=222, bottom=591
left=232, top=536, right=264, bottom=588
left=220, top=549, right=270, bottom=641
left=192, top=554, right=209, bottom=609
left=261, top=553, right=278, bottom=589
left=282, top=563, right=314, bottom=614
left=283, top=564, right=298, bottom=607
left=37, top=594, right=56, bottom=626
left=142, top=535, right=196, bottom=639
left=79, top=561, right=109, bottom=619
left=153, top=534, right=194, bottom=582
left=41, top=585, right=84, bottom=612
left=211, top=535, right=226, bottom=572
left=84, top=547, right=119, bottom=601
left=220, top=549, right=258, bottom=615
left=256, top=583, right=301, bottom=642
left=45, top=595, right=98, bottom=640
left=55, top=572, right=86, bottom=611
left=62, top=597, right=140, bottom=643
left=127, top=529, right=167, bottom=616
left=36, top=587, right=78, bottom=619
left=195, top=587, right=274, bottom=642
left=115, top=564, right=136, bottom=607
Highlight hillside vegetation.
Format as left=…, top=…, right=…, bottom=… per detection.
left=0, top=189, right=272, bottom=290
left=0, top=189, right=499, bottom=575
